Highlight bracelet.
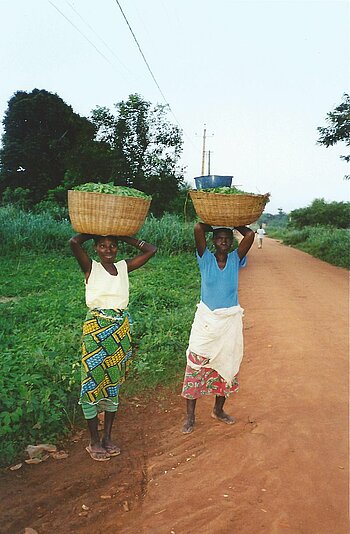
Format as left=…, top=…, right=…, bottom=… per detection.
left=138, top=240, right=146, bottom=249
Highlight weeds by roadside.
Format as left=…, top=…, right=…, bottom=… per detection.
left=266, top=226, right=350, bottom=268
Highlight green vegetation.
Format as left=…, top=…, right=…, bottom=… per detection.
left=203, top=186, right=252, bottom=194
left=202, top=186, right=269, bottom=202
left=73, top=182, right=151, bottom=199
left=267, top=226, right=350, bottom=268
left=0, top=251, right=199, bottom=466
left=317, top=93, right=350, bottom=180
left=0, top=206, right=194, bottom=256
left=263, top=199, right=350, bottom=269
left=289, top=198, right=349, bottom=229
left=0, top=90, right=184, bottom=216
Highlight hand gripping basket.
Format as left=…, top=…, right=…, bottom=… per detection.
left=68, top=190, right=151, bottom=236
left=189, top=190, right=270, bottom=226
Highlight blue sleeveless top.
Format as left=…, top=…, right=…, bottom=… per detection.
left=196, top=248, right=247, bottom=311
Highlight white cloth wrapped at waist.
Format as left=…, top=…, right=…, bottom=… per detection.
left=187, top=301, right=244, bottom=385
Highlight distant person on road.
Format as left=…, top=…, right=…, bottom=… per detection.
left=256, top=224, right=266, bottom=249
left=181, top=223, right=254, bottom=434
left=70, top=233, right=157, bottom=461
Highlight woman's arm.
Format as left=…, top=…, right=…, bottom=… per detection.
left=69, top=234, right=93, bottom=275
left=121, top=236, right=157, bottom=272
left=235, top=226, right=255, bottom=260
left=194, top=222, right=213, bottom=257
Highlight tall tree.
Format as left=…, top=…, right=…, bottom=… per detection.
left=317, top=93, right=350, bottom=179
left=91, top=94, right=184, bottom=215
left=0, top=89, right=105, bottom=203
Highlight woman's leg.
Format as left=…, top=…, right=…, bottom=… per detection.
left=182, top=399, right=197, bottom=434
left=85, top=416, right=110, bottom=460
left=212, top=395, right=235, bottom=424
left=102, top=410, right=121, bottom=456
left=87, top=416, right=100, bottom=445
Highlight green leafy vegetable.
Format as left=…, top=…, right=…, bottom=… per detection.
left=74, top=182, right=151, bottom=199
left=201, top=186, right=270, bottom=202
left=202, top=186, right=254, bottom=195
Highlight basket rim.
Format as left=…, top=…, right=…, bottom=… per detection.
left=189, top=190, right=270, bottom=200
left=68, top=189, right=152, bottom=203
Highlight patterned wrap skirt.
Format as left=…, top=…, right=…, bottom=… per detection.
left=79, top=308, right=132, bottom=419
left=181, top=351, right=239, bottom=399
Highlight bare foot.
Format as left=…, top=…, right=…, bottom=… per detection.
left=211, top=411, right=236, bottom=425
left=101, top=438, right=121, bottom=457
left=86, top=443, right=110, bottom=461
left=182, top=415, right=195, bottom=434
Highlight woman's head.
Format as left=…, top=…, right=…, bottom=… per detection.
left=212, top=228, right=234, bottom=252
left=93, top=235, right=118, bottom=263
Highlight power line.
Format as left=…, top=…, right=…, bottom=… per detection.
left=114, top=0, right=198, bottom=151
left=64, top=0, right=130, bottom=73
left=114, top=0, right=169, bottom=106
left=49, top=0, right=198, bottom=155
left=48, top=1, right=122, bottom=74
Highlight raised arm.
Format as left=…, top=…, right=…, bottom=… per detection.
left=121, top=236, right=157, bottom=273
left=235, top=226, right=255, bottom=260
left=69, top=234, right=93, bottom=276
left=194, top=222, right=213, bottom=257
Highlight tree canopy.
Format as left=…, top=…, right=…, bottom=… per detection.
left=317, top=93, right=350, bottom=179
left=0, top=90, right=185, bottom=216
left=0, top=89, right=103, bottom=203
left=91, top=93, right=184, bottom=216
left=290, top=198, right=350, bottom=229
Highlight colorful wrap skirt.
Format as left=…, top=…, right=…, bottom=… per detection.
left=181, top=351, right=239, bottom=399
left=79, top=308, right=132, bottom=419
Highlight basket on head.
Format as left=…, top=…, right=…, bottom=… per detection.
left=189, top=190, right=269, bottom=226
left=68, top=190, right=151, bottom=236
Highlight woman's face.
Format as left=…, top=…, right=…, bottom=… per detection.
left=213, top=230, right=233, bottom=253
left=94, top=237, right=118, bottom=263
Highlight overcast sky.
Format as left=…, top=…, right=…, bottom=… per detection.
left=0, top=0, right=349, bottom=213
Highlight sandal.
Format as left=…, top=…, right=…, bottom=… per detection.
left=103, top=444, right=121, bottom=457
left=85, top=445, right=110, bottom=462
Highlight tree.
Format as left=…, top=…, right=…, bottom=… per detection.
left=0, top=89, right=106, bottom=203
left=290, top=198, right=350, bottom=229
left=91, top=93, right=184, bottom=215
left=258, top=209, right=288, bottom=228
left=317, top=93, right=350, bottom=179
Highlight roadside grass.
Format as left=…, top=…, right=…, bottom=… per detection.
left=266, top=226, right=350, bottom=269
left=0, top=252, right=199, bottom=466
left=0, top=206, right=194, bottom=256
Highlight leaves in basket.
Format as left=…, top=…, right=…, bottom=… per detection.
left=201, top=186, right=270, bottom=202
left=74, top=182, right=151, bottom=199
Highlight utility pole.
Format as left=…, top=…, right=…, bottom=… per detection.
left=200, top=124, right=214, bottom=175
left=201, top=124, right=207, bottom=176
left=208, top=150, right=211, bottom=174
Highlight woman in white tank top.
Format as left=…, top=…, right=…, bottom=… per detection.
left=70, top=233, right=157, bottom=461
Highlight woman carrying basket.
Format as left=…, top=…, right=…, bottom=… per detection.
left=70, top=233, right=157, bottom=461
left=181, top=223, right=254, bottom=434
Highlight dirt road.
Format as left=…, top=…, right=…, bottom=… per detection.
left=1, top=238, right=348, bottom=534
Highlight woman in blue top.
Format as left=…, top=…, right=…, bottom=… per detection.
left=181, top=223, right=254, bottom=434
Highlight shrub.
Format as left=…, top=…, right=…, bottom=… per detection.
left=298, top=226, right=350, bottom=268
left=290, top=198, right=350, bottom=229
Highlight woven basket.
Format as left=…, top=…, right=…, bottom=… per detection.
left=189, top=191, right=269, bottom=226
left=68, top=190, right=151, bottom=236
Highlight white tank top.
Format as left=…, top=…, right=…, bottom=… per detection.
left=85, top=259, right=129, bottom=310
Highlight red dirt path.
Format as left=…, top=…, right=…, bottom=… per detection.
left=0, top=238, right=348, bottom=534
